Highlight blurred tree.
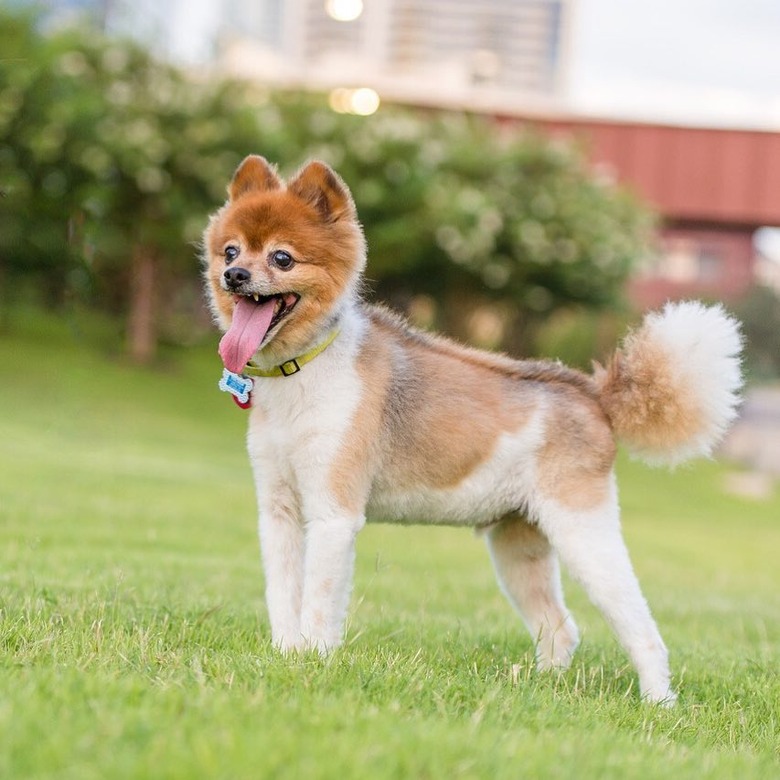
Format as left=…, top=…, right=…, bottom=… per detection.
left=429, top=123, right=654, bottom=351
left=732, top=285, right=780, bottom=380
left=264, top=99, right=654, bottom=351
left=1, top=9, right=654, bottom=360
left=1, top=11, right=276, bottom=359
left=66, top=45, right=276, bottom=361
left=0, top=11, right=93, bottom=314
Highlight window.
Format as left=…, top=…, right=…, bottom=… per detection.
left=698, top=247, right=723, bottom=282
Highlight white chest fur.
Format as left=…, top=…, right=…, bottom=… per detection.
left=246, top=312, right=365, bottom=504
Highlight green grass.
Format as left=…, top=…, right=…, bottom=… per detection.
left=1, top=313, right=779, bottom=779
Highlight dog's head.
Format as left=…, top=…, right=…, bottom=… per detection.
left=203, top=155, right=366, bottom=372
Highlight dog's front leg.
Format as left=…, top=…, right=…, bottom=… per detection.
left=299, top=501, right=365, bottom=653
left=256, top=483, right=306, bottom=653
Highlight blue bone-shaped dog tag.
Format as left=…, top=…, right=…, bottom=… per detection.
left=218, top=369, right=254, bottom=404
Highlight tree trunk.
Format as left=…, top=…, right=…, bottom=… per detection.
left=440, top=285, right=480, bottom=344
left=127, top=245, right=158, bottom=363
left=0, top=259, right=7, bottom=332
left=502, top=311, right=538, bottom=359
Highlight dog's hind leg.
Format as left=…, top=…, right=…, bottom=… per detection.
left=486, top=516, right=580, bottom=671
left=536, top=478, right=676, bottom=705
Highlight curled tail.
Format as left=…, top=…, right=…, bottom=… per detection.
left=594, top=301, right=743, bottom=466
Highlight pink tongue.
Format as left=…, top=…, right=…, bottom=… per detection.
left=218, top=297, right=276, bottom=374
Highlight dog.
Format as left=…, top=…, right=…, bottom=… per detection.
left=202, top=155, right=743, bottom=704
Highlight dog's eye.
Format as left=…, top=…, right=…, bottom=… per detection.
left=224, top=245, right=240, bottom=264
left=270, top=250, right=295, bottom=270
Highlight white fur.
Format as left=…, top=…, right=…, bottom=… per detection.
left=532, top=480, right=675, bottom=704
left=481, top=456, right=675, bottom=702
left=206, top=159, right=744, bottom=705
left=634, top=301, right=743, bottom=466
left=240, top=300, right=740, bottom=704
left=247, top=305, right=366, bottom=652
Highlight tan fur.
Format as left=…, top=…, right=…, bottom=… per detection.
left=228, top=154, right=283, bottom=200
left=205, top=157, right=737, bottom=516
left=490, top=515, right=551, bottom=557
left=486, top=516, right=580, bottom=669
left=595, top=335, right=703, bottom=453
left=368, top=305, right=600, bottom=401
left=202, top=156, right=741, bottom=703
left=328, top=307, right=545, bottom=513
left=537, top=387, right=616, bottom=510
left=328, top=305, right=619, bottom=515
left=328, top=325, right=391, bottom=514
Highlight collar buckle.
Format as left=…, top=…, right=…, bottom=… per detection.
left=279, top=358, right=301, bottom=377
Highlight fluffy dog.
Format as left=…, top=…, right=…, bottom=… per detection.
left=203, top=155, right=742, bottom=704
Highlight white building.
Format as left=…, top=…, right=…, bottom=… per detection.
left=216, top=0, right=573, bottom=113
left=35, top=0, right=572, bottom=113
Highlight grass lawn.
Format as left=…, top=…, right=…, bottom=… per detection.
left=1, top=312, right=779, bottom=779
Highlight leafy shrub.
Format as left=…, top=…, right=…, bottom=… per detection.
left=733, top=285, right=780, bottom=381
left=0, top=9, right=654, bottom=359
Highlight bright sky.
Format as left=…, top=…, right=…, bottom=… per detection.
left=570, top=0, right=780, bottom=128
left=164, top=0, right=780, bottom=129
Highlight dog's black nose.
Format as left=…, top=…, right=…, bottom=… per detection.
left=224, top=267, right=251, bottom=289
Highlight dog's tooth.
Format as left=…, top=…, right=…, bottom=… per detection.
left=253, top=293, right=260, bottom=302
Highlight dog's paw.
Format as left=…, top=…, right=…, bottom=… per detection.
left=535, top=618, right=580, bottom=671
left=300, top=634, right=341, bottom=656
left=273, top=634, right=306, bottom=654
left=641, top=682, right=678, bottom=706
left=273, top=634, right=338, bottom=657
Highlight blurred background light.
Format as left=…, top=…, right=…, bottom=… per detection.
left=325, top=0, right=364, bottom=23
left=328, top=86, right=380, bottom=115
left=349, top=87, right=380, bottom=115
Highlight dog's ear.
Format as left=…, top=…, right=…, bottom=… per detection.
left=228, top=155, right=282, bottom=201
left=287, top=161, right=355, bottom=222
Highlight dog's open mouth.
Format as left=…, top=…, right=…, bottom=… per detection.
left=240, top=292, right=299, bottom=334
left=218, top=292, right=300, bottom=374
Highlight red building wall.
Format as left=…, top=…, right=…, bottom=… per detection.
left=503, top=115, right=780, bottom=307
left=525, top=118, right=780, bottom=227
left=628, top=226, right=755, bottom=309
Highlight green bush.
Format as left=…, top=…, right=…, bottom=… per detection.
left=533, top=306, right=635, bottom=370
left=733, top=285, right=780, bottom=380
left=0, top=9, right=654, bottom=360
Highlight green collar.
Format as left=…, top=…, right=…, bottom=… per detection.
left=243, top=329, right=340, bottom=378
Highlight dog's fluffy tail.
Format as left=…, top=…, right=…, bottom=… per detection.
left=594, top=301, right=743, bottom=467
